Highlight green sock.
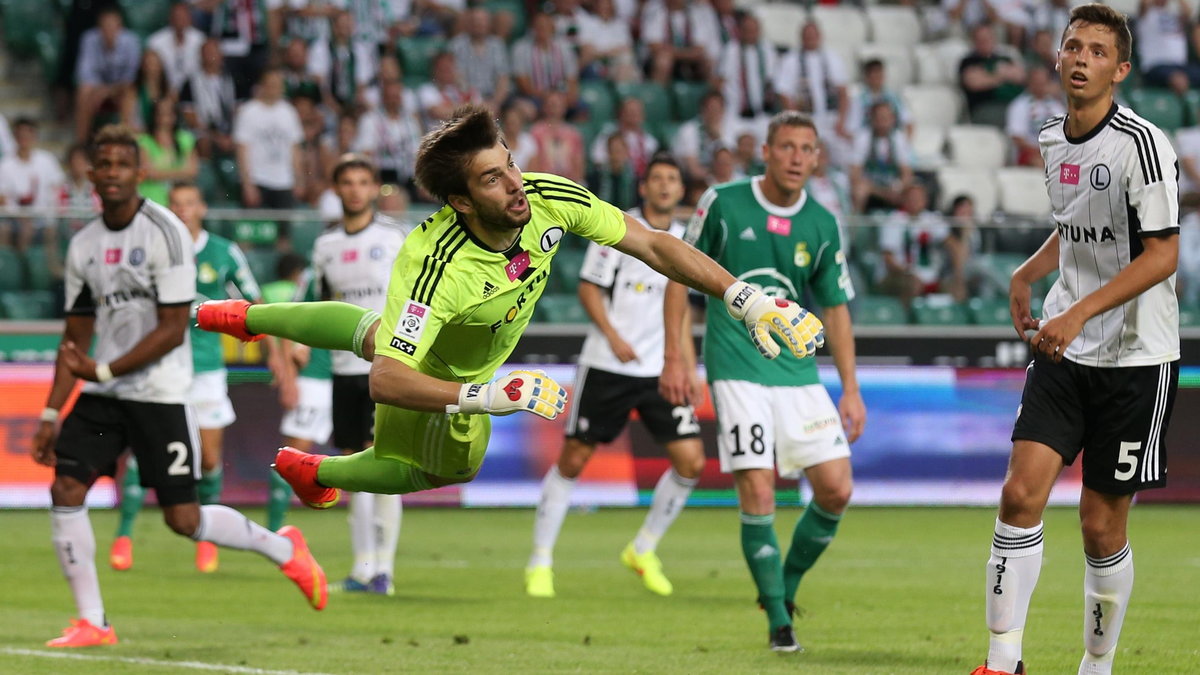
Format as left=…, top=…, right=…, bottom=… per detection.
left=115, top=458, right=145, bottom=538
left=784, top=502, right=843, bottom=603
left=245, top=302, right=379, bottom=359
left=740, top=512, right=789, bottom=632
left=316, top=446, right=435, bottom=494
left=267, top=471, right=292, bottom=532
left=197, top=468, right=223, bottom=505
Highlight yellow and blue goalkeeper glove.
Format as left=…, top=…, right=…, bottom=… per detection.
left=449, top=370, right=568, bottom=419
left=723, top=281, right=825, bottom=360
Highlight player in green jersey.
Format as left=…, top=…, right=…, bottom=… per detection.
left=661, top=111, right=866, bottom=652
left=109, top=182, right=274, bottom=574
left=196, top=104, right=824, bottom=522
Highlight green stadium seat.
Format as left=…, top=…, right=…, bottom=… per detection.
left=483, top=0, right=526, bottom=40
left=649, top=120, right=680, bottom=148
left=289, top=221, right=327, bottom=262
left=534, top=293, right=589, bottom=323
left=548, top=248, right=585, bottom=294
left=396, top=36, right=446, bottom=80
left=0, top=248, right=24, bottom=291
left=852, top=295, right=907, bottom=325
left=119, top=0, right=171, bottom=38
left=22, top=246, right=56, bottom=291
left=0, top=0, right=58, bottom=58
left=1127, top=88, right=1186, bottom=132
left=0, top=290, right=57, bottom=319
left=1180, top=306, right=1200, bottom=327
left=579, top=80, right=616, bottom=123
left=242, top=248, right=280, bottom=287
left=967, top=297, right=1010, bottom=326
left=979, top=252, right=1028, bottom=291
left=671, top=81, right=710, bottom=121
left=36, top=29, right=61, bottom=80
left=911, top=297, right=970, bottom=325
left=614, top=82, right=671, bottom=123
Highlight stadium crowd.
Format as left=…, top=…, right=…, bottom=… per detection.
left=3, top=0, right=1200, bottom=319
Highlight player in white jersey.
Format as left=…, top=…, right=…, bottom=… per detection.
left=525, top=155, right=706, bottom=599
left=310, top=154, right=412, bottom=594
left=29, top=126, right=326, bottom=648
left=972, top=7, right=1180, bottom=675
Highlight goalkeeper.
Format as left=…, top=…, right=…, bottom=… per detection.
left=197, top=104, right=823, bottom=508
left=660, top=111, right=866, bottom=653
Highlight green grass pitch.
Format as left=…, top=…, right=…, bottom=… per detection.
left=1, top=506, right=1197, bottom=674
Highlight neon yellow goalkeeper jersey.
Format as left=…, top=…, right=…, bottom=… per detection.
left=373, top=173, right=627, bottom=382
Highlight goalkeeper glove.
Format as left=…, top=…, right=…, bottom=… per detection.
left=723, top=281, right=825, bottom=360
left=448, top=370, right=568, bottom=420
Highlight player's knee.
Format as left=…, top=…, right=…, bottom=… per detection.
left=1079, top=516, right=1124, bottom=555
left=557, top=440, right=594, bottom=479
left=163, top=508, right=200, bottom=537
left=998, top=479, right=1041, bottom=519
left=815, top=481, right=852, bottom=514
left=49, top=476, right=88, bottom=506
left=200, top=454, right=221, bottom=473
left=677, top=453, right=705, bottom=480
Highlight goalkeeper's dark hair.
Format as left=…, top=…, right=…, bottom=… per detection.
left=415, top=104, right=504, bottom=204
left=766, top=110, right=817, bottom=145
left=89, top=124, right=140, bottom=165
left=1062, top=3, right=1131, bottom=63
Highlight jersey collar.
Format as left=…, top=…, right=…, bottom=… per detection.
left=454, top=211, right=527, bottom=259
left=1064, top=101, right=1118, bottom=145
left=751, top=176, right=807, bottom=217
left=193, top=229, right=209, bottom=254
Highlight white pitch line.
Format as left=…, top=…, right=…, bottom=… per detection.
left=0, top=647, right=337, bottom=675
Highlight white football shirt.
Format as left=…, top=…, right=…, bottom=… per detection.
left=64, top=200, right=196, bottom=403
left=312, top=213, right=412, bottom=375
left=1039, top=103, right=1180, bottom=367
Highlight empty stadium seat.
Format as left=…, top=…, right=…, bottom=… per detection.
left=0, top=290, right=57, bottom=320
left=946, top=125, right=1008, bottom=170
left=614, top=82, right=671, bottom=123
left=911, top=297, right=969, bottom=325
left=857, top=43, right=914, bottom=89
left=579, top=80, right=616, bottom=123
left=967, top=297, right=1011, bottom=326
left=242, top=248, right=280, bottom=287
left=912, top=44, right=948, bottom=85
left=865, top=5, right=922, bottom=46
left=995, top=167, right=1051, bottom=217
left=903, top=84, right=963, bottom=131
left=936, top=166, right=998, bottom=218
left=671, top=80, right=711, bottom=121
left=978, top=253, right=1029, bottom=291
left=0, top=248, right=23, bottom=291
left=22, top=246, right=56, bottom=291
left=1127, top=88, right=1187, bottom=132
left=755, top=3, right=806, bottom=49
left=534, top=294, right=589, bottom=323
left=909, top=125, right=947, bottom=170
left=935, top=38, right=971, bottom=84
left=812, top=6, right=869, bottom=49
left=852, top=295, right=907, bottom=325
left=119, top=0, right=171, bottom=38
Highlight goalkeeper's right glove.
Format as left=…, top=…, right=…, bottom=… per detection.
left=723, top=281, right=825, bottom=360
left=447, top=370, right=568, bottom=420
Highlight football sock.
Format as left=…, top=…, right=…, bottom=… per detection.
left=267, top=470, right=292, bottom=531
left=633, top=468, right=697, bottom=555
left=783, top=501, right=842, bottom=602
left=1078, top=543, right=1133, bottom=675
left=197, top=468, right=223, bottom=506
left=349, top=492, right=377, bottom=583
left=374, top=494, right=402, bottom=578
left=529, top=465, right=575, bottom=568
left=740, top=512, right=789, bottom=631
left=316, top=447, right=434, bottom=494
left=51, top=506, right=106, bottom=628
left=985, top=519, right=1044, bottom=673
left=245, top=302, right=379, bottom=360
left=115, top=457, right=144, bottom=538
left=193, top=505, right=293, bottom=565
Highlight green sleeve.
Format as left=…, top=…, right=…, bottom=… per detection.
left=810, top=217, right=855, bottom=307
left=226, top=242, right=262, bottom=302
left=524, top=173, right=627, bottom=246
left=683, top=186, right=724, bottom=258
left=372, top=247, right=455, bottom=368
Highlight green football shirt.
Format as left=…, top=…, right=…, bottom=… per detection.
left=686, top=177, right=854, bottom=387
left=373, top=172, right=627, bottom=382
left=262, top=271, right=331, bottom=380
left=192, top=231, right=262, bottom=373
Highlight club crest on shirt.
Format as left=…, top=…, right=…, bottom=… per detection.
left=129, top=247, right=145, bottom=266
left=1060, top=163, right=1080, bottom=185
left=370, top=245, right=385, bottom=260
left=1090, top=164, right=1111, bottom=191
left=540, top=226, right=564, bottom=252
left=395, top=299, right=430, bottom=343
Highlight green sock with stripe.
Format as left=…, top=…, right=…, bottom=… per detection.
left=246, top=302, right=379, bottom=359
left=197, top=468, right=223, bottom=505
left=115, top=458, right=144, bottom=538
left=784, top=502, right=843, bottom=603
left=267, top=470, right=292, bottom=531
left=316, top=447, right=434, bottom=495
left=740, top=512, right=790, bottom=631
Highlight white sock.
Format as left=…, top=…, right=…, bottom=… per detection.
left=349, top=492, right=376, bottom=583
left=528, top=465, right=575, bottom=568
left=373, top=493, right=402, bottom=578
left=1078, top=543, right=1134, bottom=675
left=985, top=519, right=1044, bottom=672
left=193, top=505, right=293, bottom=565
left=633, top=468, right=698, bottom=554
left=51, top=506, right=106, bottom=628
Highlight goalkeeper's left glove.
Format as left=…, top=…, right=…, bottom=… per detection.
left=723, top=281, right=825, bottom=360
left=447, top=370, right=568, bottom=420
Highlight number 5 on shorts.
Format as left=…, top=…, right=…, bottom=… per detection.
left=1114, top=441, right=1140, bottom=481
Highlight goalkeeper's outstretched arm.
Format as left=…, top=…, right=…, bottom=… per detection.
left=370, top=357, right=567, bottom=420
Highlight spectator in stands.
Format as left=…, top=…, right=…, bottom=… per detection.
left=851, top=59, right=912, bottom=138
left=309, top=10, right=376, bottom=116
left=135, top=50, right=172, bottom=132
left=549, top=0, right=588, bottom=48
left=179, top=38, right=238, bottom=159
left=59, top=143, right=100, bottom=212
left=717, top=13, right=779, bottom=129
left=282, top=40, right=321, bottom=102
left=577, top=0, right=639, bottom=84
left=1025, top=28, right=1059, bottom=73
left=1005, top=66, right=1065, bottom=168
left=733, top=131, right=765, bottom=177
left=283, top=0, right=340, bottom=45
left=355, top=79, right=424, bottom=200
left=149, top=2, right=207, bottom=94
left=0, top=118, right=66, bottom=250
left=1137, top=0, right=1200, bottom=95
left=74, top=7, right=142, bottom=141
left=448, top=8, right=512, bottom=111
left=209, top=0, right=280, bottom=100
left=590, top=97, right=659, bottom=179
left=411, top=0, right=463, bottom=37
left=343, top=0, right=416, bottom=45
left=320, top=114, right=361, bottom=194
left=501, top=102, right=537, bottom=170
left=417, top=51, right=480, bottom=130
left=712, top=0, right=740, bottom=46
left=774, top=21, right=852, bottom=163
left=877, top=183, right=952, bottom=306
left=511, top=12, right=581, bottom=113
left=137, top=99, right=199, bottom=207
left=528, top=91, right=586, bottom=183
left=293, top=93, right=328, bottom=206
left=709, top=146, right=738, bottom=184
left=233, top=69, right=305, bottom=210
left=0, top=113, right=14, bottom=160
left=958, top=22, right=1026, bottom=126
left=807, top=142, right=852, bottom=224
left=587, top=133, right=639, bottom=210
left=943, top=0, right=1031, bottom=44
left=640, top=0, right=720, bottom=85
left=672, top=89, right=736, bottom=183
left=943, top=193, right=986, bottom=302
left=850, top=101, right=915, bottom=214
left=1030, top=0, right=1071, bottom=37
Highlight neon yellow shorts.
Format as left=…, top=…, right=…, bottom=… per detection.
left=372, top=404, right=491, bottom=479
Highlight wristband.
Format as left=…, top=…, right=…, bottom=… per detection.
left=40, top=407, right=59, bottom=423
left=95, top=362, right=114, bottom=383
